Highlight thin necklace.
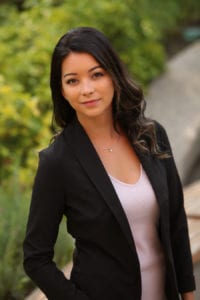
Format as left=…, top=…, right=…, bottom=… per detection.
left=102, top=134, right=120, bottom=153
left=103, top=146, right=114, bottom=152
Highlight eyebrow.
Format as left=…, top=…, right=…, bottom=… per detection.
left=63, top=65, right=102, bottom=78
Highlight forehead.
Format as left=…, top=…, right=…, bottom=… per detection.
left=61, top=52, right=100, bottom=73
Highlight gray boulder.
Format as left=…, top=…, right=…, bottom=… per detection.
left=146, top=41, right=200, bottom=184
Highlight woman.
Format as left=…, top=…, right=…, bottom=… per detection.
left=23, top=27, right=195, bottom=300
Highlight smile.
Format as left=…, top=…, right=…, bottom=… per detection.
left=81, top=99, right=101, bottom=106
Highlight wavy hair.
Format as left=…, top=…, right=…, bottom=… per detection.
left=50, top=27, right=166, bottom=157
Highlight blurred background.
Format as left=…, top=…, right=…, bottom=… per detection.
left=0, top=0, right=199, bottom=299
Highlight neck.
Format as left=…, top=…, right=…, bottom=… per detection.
left=77, top=113, right=119, bottom=142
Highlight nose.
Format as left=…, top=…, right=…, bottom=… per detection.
left=81, top=79, right=95, bottom=96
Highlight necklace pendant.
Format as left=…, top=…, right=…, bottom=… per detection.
left=103, top=147, right=113, bottom=152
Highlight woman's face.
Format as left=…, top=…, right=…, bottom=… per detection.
left=61, top=52, right=114, bottom=123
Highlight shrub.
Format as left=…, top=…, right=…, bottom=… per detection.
left=0, top=0, right=171, bottom=183
left=0, top=172, right=74, bottom=299
left=0, top=175, right=32, bottom=299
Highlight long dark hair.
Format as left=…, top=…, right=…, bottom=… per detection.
left=50, top=27, right=165, bottom=157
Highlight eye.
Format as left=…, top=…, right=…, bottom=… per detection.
left=66, top=78, right=78, bottom=85
left=92, top=72, right=104, bottom=79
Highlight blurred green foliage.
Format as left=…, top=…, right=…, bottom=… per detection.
left=0, top=171, right=74, bottom=299
left=0, top=176, right=30, bottom=299
left=0, top=0, right=199, bottom=298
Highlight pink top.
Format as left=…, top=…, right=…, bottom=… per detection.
left=109, top=167, right=166, bottom=300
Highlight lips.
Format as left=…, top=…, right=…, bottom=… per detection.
left=81, top=99, right=101, bottom=106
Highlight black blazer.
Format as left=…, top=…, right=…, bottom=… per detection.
left=23, top=118, right=195, bottom=300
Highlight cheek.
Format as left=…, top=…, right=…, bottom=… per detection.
left=105, top=80, right=115, bottom=99
left=99, top=77, right=114, bottom=94
left=62, top=85, right=76, bottom=102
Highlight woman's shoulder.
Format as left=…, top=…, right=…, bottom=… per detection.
left=152, top=120, right=172, bottom=153
left=39, top=130, right=68, bottom=163
left=153, top=120, right=166, bottom=135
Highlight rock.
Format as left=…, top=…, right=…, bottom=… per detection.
left=146, top=41, right=200, bottom=184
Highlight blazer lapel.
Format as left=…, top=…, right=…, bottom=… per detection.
left=135, top=149, right=169, bottom=221
left=63, top=118, right=136, bottom=254
left=63, top=118, right=168, bottom=253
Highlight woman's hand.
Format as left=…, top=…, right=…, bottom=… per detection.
left=181, top=292, right=195, bottom=300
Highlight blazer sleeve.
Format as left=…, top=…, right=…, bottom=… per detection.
left=23, top=150, right=90, bottom=300
left=156, top=122, right=196, bottom=293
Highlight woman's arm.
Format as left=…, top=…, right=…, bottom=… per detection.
left=23, top=150, right=89, bottom=300
left=155, top=122, right=196, bottom=293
